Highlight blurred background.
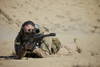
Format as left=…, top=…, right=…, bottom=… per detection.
left=0, top=0, right=100, bottom=67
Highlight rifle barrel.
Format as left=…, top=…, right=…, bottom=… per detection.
left=23, top=33, right=56, bottom=41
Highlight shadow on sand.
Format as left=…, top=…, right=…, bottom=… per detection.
left=0, top=53, right=41, bottom=60
left=0, top=55, right=17, bottom=59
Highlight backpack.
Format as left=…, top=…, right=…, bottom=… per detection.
left=51, top=38, right=61, bottom=54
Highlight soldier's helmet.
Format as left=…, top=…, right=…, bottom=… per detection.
left=22, top=21, right=35, bottom=28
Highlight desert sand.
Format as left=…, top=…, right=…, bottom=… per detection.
left=0, top=0, right=100, bottom=67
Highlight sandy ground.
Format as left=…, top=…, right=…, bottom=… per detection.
left=0, top=0, right=100, bottom=67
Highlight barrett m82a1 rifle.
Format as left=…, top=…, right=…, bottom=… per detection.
left=22, top=33, right=56, bottom=54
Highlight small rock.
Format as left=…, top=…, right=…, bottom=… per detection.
left=98, top=5, right=100, bottom=7
left=91, top=51, right=98, bottom=56
left=97, top=19, right=100, bottom=22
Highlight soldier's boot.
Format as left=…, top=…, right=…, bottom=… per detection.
left=74, top=38, right=82, bottom=53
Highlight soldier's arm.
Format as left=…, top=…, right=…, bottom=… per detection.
left=14, top=31, right=23, bottom=55
left=15, top=32, right=22, bottom=46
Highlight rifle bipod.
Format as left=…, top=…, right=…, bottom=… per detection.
left=41, top=40, right=52, bottom=55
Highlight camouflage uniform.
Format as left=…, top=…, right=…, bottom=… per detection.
left=14, top=27, right=52, bottom=58
left=14, top=25, right=81, bottom=58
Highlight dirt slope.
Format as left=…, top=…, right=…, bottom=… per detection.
left=0, top=0, right=100, bottom=67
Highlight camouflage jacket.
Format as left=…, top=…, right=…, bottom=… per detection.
left=14, top=26, right=51, bottom=52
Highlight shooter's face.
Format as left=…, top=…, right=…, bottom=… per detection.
left=23, top=24, right=35, bottom=36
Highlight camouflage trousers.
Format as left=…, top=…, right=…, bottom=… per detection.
left=56, top=38, right=82, bottom=55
